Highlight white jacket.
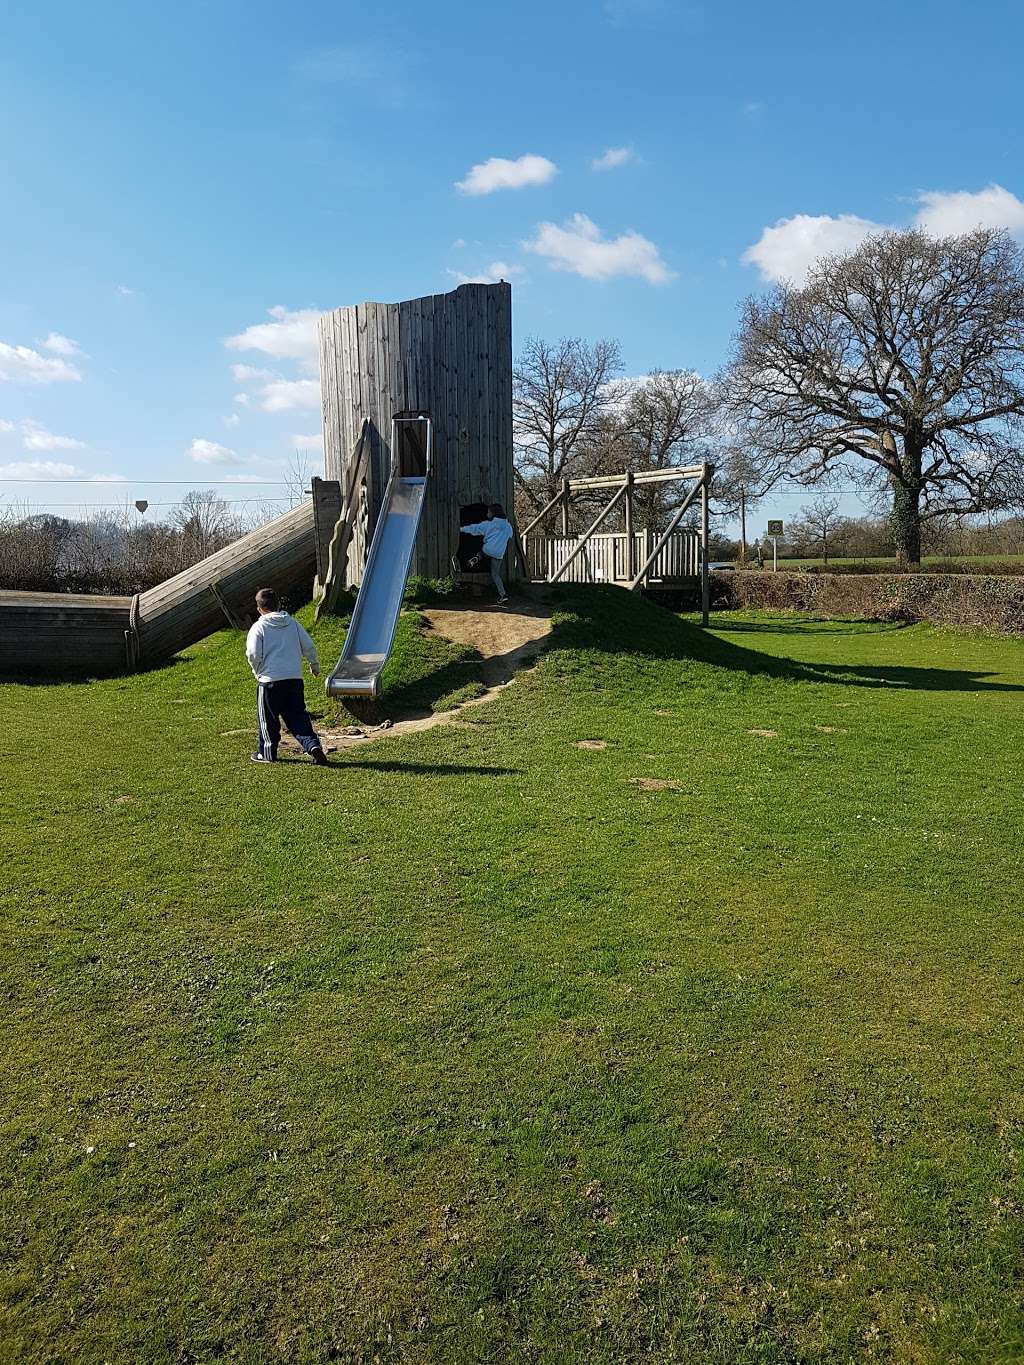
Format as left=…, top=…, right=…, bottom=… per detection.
left=462, top=516, right=514, bottom=559
left=245, top=611, right=320, bottom=683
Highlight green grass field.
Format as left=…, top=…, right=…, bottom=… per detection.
left=3, top=589, right=1024, bottom=1363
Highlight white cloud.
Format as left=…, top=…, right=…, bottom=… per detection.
left=256, top=379, right=321, bottom=413
left=19, top=421, right=86, bottom=452
left=914, top=184, right=1024, bottom=237
left=591, top=146, right=634, bottom=171
left=456, top=154, right=557, bottom=196
left=451, top=237, right=466, bottom=249
left=447, top=260, right=525, bottom=285
left=0, top=459, right=82, bottom=479
left=226, top=307, right=320, bottom=365
left=223, top=412, right=241, bottom=428
left=224, top=473, right=272, bottom=484
left=233, top=393, right=251, bottom=407
left=291, top=431, right=324, bottom=451
left=0, top=341, right=82, bottom=384
left=188, top=438, right=245, bottom=466
left=0, top=459, right=123, bottom=481
left=41, top=332, right=81, bottom=356
left=524, top=213, right=674, bottom=284
left=0, top=419, right=14, bottom=433
left=230, top=362, right=277, bottom=382
left=743, top=184, right=1024, bottom=287
left=116, top=284, right=136, bottom=296
left=742, top=213, right=883, bottom=285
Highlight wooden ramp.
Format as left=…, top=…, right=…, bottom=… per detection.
left=0, top=502, right=315, bottom=677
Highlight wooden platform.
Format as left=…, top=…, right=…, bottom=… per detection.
left=0, top=590, right=132, bottom=675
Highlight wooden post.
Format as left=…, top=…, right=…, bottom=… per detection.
left=739, top=486, right=747, bottom=564
left=560, top=478, right=571, bottom=537
left=624, top=470, right=635, bottom=583
left=700, top=464, right=710, bottom=626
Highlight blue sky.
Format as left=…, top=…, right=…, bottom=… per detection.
left=2, top=0, right=1023, bottom=534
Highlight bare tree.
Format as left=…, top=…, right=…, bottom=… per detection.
left=795, top=495, right=843, bottom=563
left=725, top=228, right=1024, bottom=567
left=513, top=336, right=622, bottom=512
left=598, top=369, right=715, bottom=527
left=284, top=449, right=313, bottom=508
left=170, top=490, right=237, bottom=563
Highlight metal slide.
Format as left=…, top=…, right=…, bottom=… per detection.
left=326, top=416, right=432, bottom=699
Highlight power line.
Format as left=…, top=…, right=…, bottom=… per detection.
left=0, top=477, right=289, bottom=485
left=0, top=497, right=291, bottom=509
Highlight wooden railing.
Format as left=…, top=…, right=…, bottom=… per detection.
left=525, top=530, right=701, bottom=584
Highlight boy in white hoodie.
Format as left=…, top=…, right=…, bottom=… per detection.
left=245, top=588, right=328, bottom=765
left=461, top=503, right=514, bottom=604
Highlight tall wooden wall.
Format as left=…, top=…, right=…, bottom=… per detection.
left=318, top=281, right=513, bottom=582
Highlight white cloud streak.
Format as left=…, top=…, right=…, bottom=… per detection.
left=447, top=260, right=525, bottom=285
left=41, top=332, right=81, bottom=356
left=0, top=341, right=82, bottom=384
left=591, top=146, right=634, bottom=171
left=0, top=459, right=124, bottom=481
left=456, top=154, right=557, bottom=196
left=524, top=213, right=674, bottom=284
left=256, top=379, right=321, bottom=413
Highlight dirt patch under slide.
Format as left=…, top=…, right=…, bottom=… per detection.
left=279, top=601, right=553, bottom=756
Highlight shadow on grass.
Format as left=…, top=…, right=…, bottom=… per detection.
left=333, top=761, right=521, bottom=776
left=0, top=655, right=186, bottom=687
left=547, top=586, right=1024, bottom=694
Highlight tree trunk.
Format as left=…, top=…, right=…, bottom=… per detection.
left=891, top=476, right=922, bottom=568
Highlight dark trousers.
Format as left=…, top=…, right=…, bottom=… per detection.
left=257, top=678, right=320, bottom=760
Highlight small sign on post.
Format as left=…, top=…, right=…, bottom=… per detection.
left=766, top=520, right=783, bottom=572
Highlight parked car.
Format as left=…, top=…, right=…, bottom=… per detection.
left=707, top=561, right=736, bottom=572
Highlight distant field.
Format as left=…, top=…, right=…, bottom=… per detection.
left=4, top=590, right=1024, bottom=1361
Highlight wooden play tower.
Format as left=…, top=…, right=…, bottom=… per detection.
left=317, top=281, right=514, bottom=585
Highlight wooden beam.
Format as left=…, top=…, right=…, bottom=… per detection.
left=520, top=486, right=564, bottom=538
left=629, top=478, right=704, bottom=591
left=548, top=482, right=627, bottom=584
left=567, top=465, right=704, bottom=492
left=624, top=470, right=635, bottom=582
left=560, top=478, right=570, bottom=536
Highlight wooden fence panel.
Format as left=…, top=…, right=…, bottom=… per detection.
left=526, top=531, right=701, bottom=584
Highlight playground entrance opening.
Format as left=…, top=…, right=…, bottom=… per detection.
left=455, top=502, right=488, bottom=572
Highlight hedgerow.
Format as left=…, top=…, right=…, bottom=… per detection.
left=714, top=571, right=1024, bottom=635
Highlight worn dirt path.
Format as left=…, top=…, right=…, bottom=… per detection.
left=270, top=600, right=553, bottom=756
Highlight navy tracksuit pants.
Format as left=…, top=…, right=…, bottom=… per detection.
left=257, top=678, right=321, bottom=760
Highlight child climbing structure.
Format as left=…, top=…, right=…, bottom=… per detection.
left=317, top=281, right=515, bottom=697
